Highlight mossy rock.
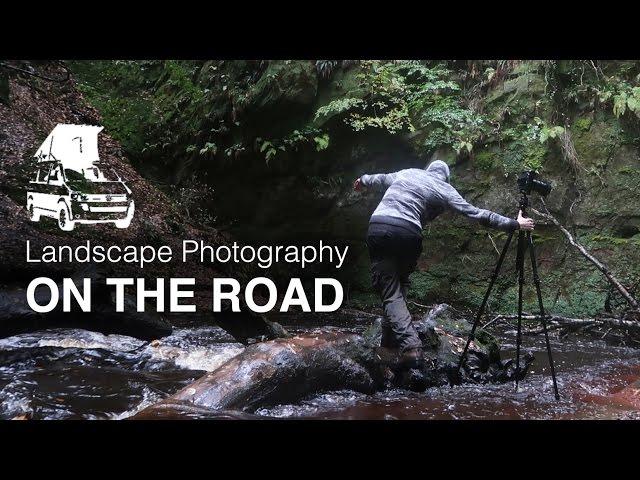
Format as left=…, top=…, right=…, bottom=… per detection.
left=486, top=72, right=546, bottom=106
left=419, top=304, right=500, bottom=365
left=474, top=150, right=499, bottom=171
left=574, top=116, right=593, bottom=132
left=571, top=118, right=622, bottom=170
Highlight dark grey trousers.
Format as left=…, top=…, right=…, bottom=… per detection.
left=366, top=222, right=423, bottom=352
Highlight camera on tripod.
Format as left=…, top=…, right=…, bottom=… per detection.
left=517, top=171, right=553, bottom=196
left=458, top=169, right=560, bottom=400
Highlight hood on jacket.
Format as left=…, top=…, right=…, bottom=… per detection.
left=425, top=160, right=450, bottom=183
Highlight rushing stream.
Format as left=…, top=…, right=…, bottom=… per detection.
left=1, top=312, right=639, bottom=420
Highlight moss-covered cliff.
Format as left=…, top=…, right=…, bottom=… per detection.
left=70, top=60, right=640, bottom=317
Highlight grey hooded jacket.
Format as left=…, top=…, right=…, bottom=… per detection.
left=361, top=160, right=519, bottom=234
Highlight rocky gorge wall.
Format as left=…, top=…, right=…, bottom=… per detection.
left=69, top=60, right=640, bottom=317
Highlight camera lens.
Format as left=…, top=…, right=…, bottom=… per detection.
left=517, top=171, right=552, bottom=196
left=532, top=179, right=552, bottom=196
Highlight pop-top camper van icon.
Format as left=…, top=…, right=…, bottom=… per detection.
left=26, top=124, right=135, bottom=231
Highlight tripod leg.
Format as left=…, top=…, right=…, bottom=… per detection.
left=528, top=232, right=561, bottom=400
left=457, top=231, right=514, bottom=375
left=515, top=230, right=526, bottom=392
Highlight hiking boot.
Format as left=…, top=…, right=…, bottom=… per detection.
left=400, top=347, right=425, bottom=369
left=400, top=368, right=428, bottom=392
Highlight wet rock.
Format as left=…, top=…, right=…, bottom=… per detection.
left=144, top=340, right=243, bottom=372
left=134, top=304, right=532, bottom=417
left=214, top=310, right=290, bottom=345
left=133, top=332, right=382, bottom=418
left=369, top=303, right=530, bottom=387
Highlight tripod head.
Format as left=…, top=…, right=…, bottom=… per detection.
left=517, top=170, right=552, bottom=217
left=517, top=171, right=552, bottom=197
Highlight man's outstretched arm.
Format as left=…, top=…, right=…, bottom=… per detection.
left=354, top=172, right=399, bottom=192
left=446, top=189, right=534, bottom=232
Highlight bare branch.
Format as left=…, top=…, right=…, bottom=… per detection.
left=487, top=233, right=500, bottom=255
left=486, top=313, right=640, bottom=333
left=531, top=200, right=639, bottom=310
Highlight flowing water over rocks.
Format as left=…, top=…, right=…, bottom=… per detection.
left=256, top=330, right=640, bottom=419
left=1, top=312, right=639, bottom=420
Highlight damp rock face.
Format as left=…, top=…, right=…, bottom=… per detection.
left=133, top=304, right=532, bottom=418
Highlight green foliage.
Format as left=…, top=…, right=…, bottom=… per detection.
left=557, top=61, right=640, bottom=119
left=224, top=143, right=246, bottom=160
left=256, top=127, right=329, bottom=164
left=158, top=60, right=205, bottom=119
left=491, top=118, right=565, bottom=173
left=498, top=124, right=544, bottom=173
left=350, top=60, right=416, bottom=134
left=199, top=142, right=218, bottom=156
left=72, top=60, right=209, bottom=163
left=609, top=86, right=640, bottom=118
left=70, top=59, right=640, bottom=318
left=315, top=60, right=359, bottom=79
left=315, top=98, right=364, bottom=120
left=314, top=60, right=414, bottom=133
left=408, top=270, right=444, bottom=301
left=258, top=139, right=281, bottom=164
left=588, top=234, right=640, bottom=247
left=313, top=133, right=330, bottom=151
left=71, top=60, right=157, bottom=155
left=536, top=120, right=565, bottom=144
left=313, top=60, right=488, bottom=153
left=415, top=95, right=488, bottom=153
left=145, top=61, right=207, bottom=151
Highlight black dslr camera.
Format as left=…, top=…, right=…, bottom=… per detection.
left=517, top=171, right=552, bottom=196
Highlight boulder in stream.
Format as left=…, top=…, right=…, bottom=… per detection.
left=133, top=304, right=533, bottom=418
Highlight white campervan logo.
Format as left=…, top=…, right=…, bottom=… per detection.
left=26, top=124, right=135, bottom=231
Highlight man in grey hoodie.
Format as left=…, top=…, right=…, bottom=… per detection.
left=354, top=160, right=534, bottom=366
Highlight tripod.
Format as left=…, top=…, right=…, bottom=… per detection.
left=457, top=193, right=560, bottom=400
